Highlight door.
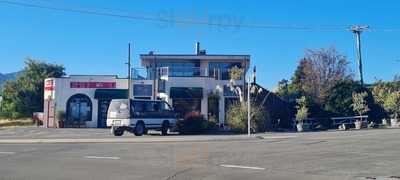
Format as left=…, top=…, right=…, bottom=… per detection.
left=66, top=94, right=92, bottom=128
left=97, top=99, right=111, bottom=128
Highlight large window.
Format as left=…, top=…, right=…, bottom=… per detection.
left=133, top=84, right=152, bottom=97
left=172, top=99, right=202, bottom=117
left=170, top=87, right=203, bottom=117
left=208, top=62, right=242, bottom=80
left=155, top=61, right=200, bottom=77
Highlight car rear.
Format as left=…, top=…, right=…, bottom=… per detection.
left=106, top=99, right=131, bottom=127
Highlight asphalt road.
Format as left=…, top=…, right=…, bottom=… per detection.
left=1, top=128, right=400, bottom=180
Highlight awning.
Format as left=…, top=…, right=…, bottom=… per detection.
left=170, top=87, right=203, bottom=99
left=94, top=89, right=128, bottom=99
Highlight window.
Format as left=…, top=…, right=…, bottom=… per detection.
left=133, top=84, right=152, bottom=97
left=158, top=80, right=166, bottom=93
left=208, top=62, right=242, bottom=80
left=172, top=99, right=202, bottom=117
left=132, top=101, right=145, bottom=112
left=155, top=61, right=200, bottom=77
left=158, top=101, right=172, bottom=111
left=144, top=101, right=154, bottom=112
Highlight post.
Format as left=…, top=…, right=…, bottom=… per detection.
left=247, top=76, right=251, bottom=137
left=354, top=31, right=364, bottom=85
left=350, top=25, right=368, bottom=86
left=153, top=56, right=157, bottom=100
left=127, top=43, right=132, bottom=112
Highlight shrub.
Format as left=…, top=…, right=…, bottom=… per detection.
left=295, top=96, right=309, bottom=124
left=226, top=102, right=267, bottom=133
left=177, top=111, right=208, bottom=135
left=351, top=92, right=370, bottom=118
left=384, top=91, right=400, bottom=119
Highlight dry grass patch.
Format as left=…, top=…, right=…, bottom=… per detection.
left=0, top=119, right=35, bottom=128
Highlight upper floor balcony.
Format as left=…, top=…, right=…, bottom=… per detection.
left=132, top=67, right=244, bottom=80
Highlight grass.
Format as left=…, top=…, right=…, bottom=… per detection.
left=0, top=118, right=36, bottom=128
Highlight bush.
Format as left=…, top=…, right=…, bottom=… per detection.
left=177, top=111, right=208, bottom=135
left=226, top=102, right=267, bottom=133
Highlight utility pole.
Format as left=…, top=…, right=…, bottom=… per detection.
left=350, top=25, right=369, bottom=85
left=127, top=43, right=132, bottom=100
left=247, top=76, right=251, bottom=137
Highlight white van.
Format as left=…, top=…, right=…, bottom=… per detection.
left=107, top=99, right=178, bottom=136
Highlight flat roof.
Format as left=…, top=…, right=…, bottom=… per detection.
left=140, top=54, right=250, bottom=62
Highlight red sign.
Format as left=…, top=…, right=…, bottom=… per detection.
left=45, top=80, right=54, bottom=91
left=70, top=82, right=116, bottom=89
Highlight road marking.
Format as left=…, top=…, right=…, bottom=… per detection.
left=0, top=151, right=16, bottom=154
left=84, top=156, right=120, bottom=160
left=219, top=164, right=265, bottom=170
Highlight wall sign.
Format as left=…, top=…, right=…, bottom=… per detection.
left=45, top=80, right=54, bottom=91
left=70, top=82, right=116, bottom=89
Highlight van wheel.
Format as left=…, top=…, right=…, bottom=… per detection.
left=111, top=127, right=124, bottom=136
left=134, top=122, right=145, bottom=136
left=161, top=121, right=169, bottom=136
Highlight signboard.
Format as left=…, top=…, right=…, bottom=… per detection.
left=70, top=82, right=116, bottom=89
left=45, top=79, right=54, bottom=91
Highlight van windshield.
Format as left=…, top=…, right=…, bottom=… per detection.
left=107, top=99, right=130, bottom=119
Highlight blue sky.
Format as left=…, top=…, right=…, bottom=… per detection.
left=0, top=0, right=399, bottom=89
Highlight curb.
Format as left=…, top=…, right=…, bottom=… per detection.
left=0, top=136, right=257, bottom=144
left=0, top=135, right=297, bottom=144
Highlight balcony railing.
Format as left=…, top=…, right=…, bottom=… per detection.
left=132, top=67, right=242, bottom=80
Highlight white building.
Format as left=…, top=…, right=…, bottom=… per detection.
left=43, top=43, right=250, bottom=128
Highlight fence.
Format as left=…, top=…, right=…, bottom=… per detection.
left=331, top=115, right=368, bottom=128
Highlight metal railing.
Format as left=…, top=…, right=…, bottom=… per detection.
left=132, top=67, right=240, bottom=80
left=331, top=115, right=368, bottom=127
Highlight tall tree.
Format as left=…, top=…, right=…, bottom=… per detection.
left=1, top=58, right=65, bottom=118
left=325, top=80, right=362, bottom=116
left=294, top=47, right=352, bottom=104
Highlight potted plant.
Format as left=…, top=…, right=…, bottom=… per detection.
left=384, top=91, right=400, bottom=128
left=351, top=92, right=370, bottom=130
left=56, top=110, right=66, bottom=128
left=295, top=96, right=309, bottom=132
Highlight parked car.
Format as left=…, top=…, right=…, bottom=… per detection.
left=107, top=99, right=178, bottom=136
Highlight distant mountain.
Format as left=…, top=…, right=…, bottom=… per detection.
left=0, top=71, right=22, bottom=93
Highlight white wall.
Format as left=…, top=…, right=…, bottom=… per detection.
left=44, top=74, right=245, bottom=128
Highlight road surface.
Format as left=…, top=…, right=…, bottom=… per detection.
left=0, top=128, right=400, bottom=179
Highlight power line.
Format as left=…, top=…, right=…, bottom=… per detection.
left=0, top=0, right=348, bottom=31
left=2, top=0, right=400, bottom=32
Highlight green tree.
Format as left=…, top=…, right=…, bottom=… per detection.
left=384, top=91, right=400, bottom=120
left=299, top=47, right=352, bottom=104
left=276, top=47, right=352, bottom=120
left=295, top=96, right=309, bottom=124
left=325, top=80, right=362, bottom=116
left=226, top=102, right=268, bottom=133
left=0, top=58, right=65, bottom=118
left=351, top=92, right=370, bottom=118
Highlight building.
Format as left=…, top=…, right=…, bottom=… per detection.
left=43, top=43, right=250, bottom=128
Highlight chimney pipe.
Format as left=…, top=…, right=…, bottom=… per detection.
left=195, top=42, right=200, bottom=55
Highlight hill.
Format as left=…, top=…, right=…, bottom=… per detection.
left=0, top=72, right=21, bottom=93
